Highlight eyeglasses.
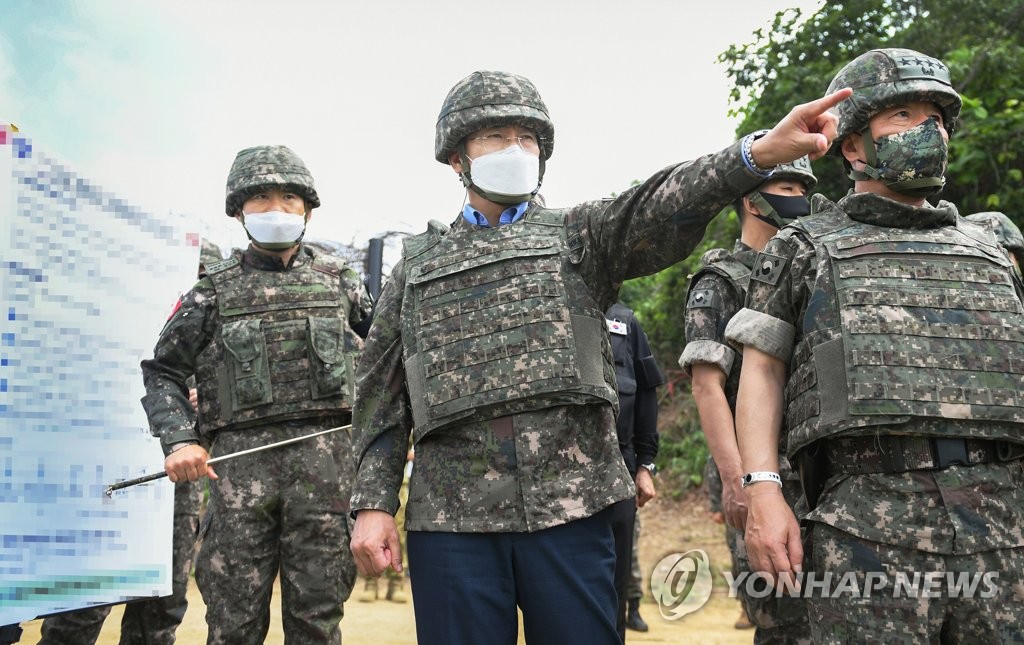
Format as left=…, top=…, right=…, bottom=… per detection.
left=468, top=133, right=540, bottom=152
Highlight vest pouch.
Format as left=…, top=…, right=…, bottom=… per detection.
left=221, top=318, right=273, bottom=411
left=308, top=316, right=356, bottom=402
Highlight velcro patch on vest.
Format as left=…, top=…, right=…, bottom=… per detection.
left=750, top=252, right=786, bottom=286
left=686, top=288, right=717, bottom=310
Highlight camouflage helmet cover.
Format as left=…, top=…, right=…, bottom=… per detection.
left=826, top=48, right=962, bottom=155
left=965, top=212, right=1024, bottom=253
left=435, top=70, right=555, bottom=164
left=761, top=155, right=817, bottom=191
left=224, top=145, right=320, bottom=216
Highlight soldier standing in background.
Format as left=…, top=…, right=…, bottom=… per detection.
left=681, top=158, right=816, bottom=644
left=348, top=68, right=851, bottom=644
left=965, top=211, right=1024, bottom=273
left=140, top=146, right=371, bottom=644
left=37, top=241, right=221, bottom=645
left=728, top=49, right=1024, bottom=642
left=605, top=302, right=664, bottom=641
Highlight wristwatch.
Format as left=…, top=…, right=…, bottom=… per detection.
left=741, top=129, right=776, bottom=177
left=740, top=471, right=782, bottom=488
left=639, top=463, right=658, bottom=477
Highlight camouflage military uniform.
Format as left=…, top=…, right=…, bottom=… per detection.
left=682, top=241, right=810, bottom=644
left=726, top=192, right=1024, bottom=643
left=141, top=244, right=369, bottom=644
left=352, top=145, right=772, bottom=533
left=352, top=148, right=772, bottom=645
left=349, top=67, right=835, bottom=644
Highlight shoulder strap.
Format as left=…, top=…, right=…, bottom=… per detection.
left=797, top=195, right=856, bottom=240
left=205, top=255, right=240, bottom=276
left=402, top=219, right=449, bottom=261
left=693, top=247, right=751, bottom=296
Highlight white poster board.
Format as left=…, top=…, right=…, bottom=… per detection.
left=0, top=124, right=196, bottom=624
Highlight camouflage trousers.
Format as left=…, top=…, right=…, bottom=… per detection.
left=708, top=457, right=811, bottom=645
left=705, top=456, right=723, bottom=514
left=808, top=522, right=1024, bottom=644
left=195, top=420, right=357, bottom=645
left=38, top=478, right=203, bottom=645
left=730, top=522, right=812, bottom=645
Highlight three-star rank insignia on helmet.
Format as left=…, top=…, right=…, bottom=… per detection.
left=687, top=288, right=717, bottom=309
left=751, top=252, right=786, bottom=286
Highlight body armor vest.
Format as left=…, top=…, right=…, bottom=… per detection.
left=785, top=206, right=1024, bottom=453
left=400, top=209, right=618, bottom=442
left=194, top=247, right=360, bottom=434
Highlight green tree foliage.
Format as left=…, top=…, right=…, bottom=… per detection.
left=719, top=0, right=1024, bottom=216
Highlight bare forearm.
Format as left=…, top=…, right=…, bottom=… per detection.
left=735, top=347, right=786, bottom=474
left=691, top=366, right=742, bottom=481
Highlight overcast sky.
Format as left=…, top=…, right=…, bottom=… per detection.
left=1, top=0, right=823, bottom=257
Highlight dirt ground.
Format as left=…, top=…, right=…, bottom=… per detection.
left=18, top=491, right=754, bottom=644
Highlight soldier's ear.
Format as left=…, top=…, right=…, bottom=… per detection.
left=743, top=195, right=759, bottom=217
left=448, top=149, right=465, bottom=174
left=841, top=133, right=864, bottom=166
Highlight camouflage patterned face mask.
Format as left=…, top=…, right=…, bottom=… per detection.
left=858, top=117, right=948, bottom=197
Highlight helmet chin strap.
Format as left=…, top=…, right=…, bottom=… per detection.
left=457, top=143, right=544, bottom=205
left=746, top=192, right=786, bottom=229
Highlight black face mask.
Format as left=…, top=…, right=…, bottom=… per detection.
left=750, top=192, right=810, bottom=228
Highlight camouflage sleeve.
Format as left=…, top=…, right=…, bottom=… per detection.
left=680, top=271, right=741, bottom=376
left=350, top=260, right=413, bottom=516
left=340, top=266, right=372, bottom=328
left=140, top=278, right=218, bottom=455
left=724, top=231, right=816, bottom=361
left=571, top=141, right=767, bottom=306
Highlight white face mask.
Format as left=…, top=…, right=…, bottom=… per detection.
left=468, top=145, right=540, bottom=201
left=242, top=210, right=306, bottom=249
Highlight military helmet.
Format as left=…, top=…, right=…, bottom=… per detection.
left=435, top=70, right=555, bottom=164
left=826, top=48, right=962, bottom=155
left=965, top=212, right=1024, bottom=254
left=224, top=145, right=320, bottom=216
left=763, top=156, right=817, bottom=191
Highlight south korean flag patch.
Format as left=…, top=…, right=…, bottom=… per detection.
left=605, top=318, right=628, bottom=336
left=687, top=288, right=716, bottom=310
left=751, top=251, right=786, bottom=286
